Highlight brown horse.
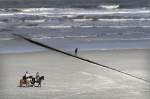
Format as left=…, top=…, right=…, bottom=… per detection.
left=30, top=76, right=44, bottom=87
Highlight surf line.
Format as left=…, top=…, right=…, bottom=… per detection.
left=13, top=33, right=150, bottom=84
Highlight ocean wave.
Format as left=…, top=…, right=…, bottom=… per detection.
left=72, top=18, right=93, bottom=22
left=65, top=35, right=97, bottom=38
left=94, top=38, right=150, bottom=41
left=22, top=8, right=52, bottom=12
left=94, top=26, right=150, bottom=28
left=24, top=9, right=150, bottom=17
left=32, top=36, right=65, bottom=40
left=82, top=48, right=150, bottom=51
left=0, top=13, right=14, bottom=16
left=0, top=0, right=150, bottom=9
left=1, top=8, right=150, bottom=17
left=16, top=25, right=150, bottom=29
left=24, top=19, right=46, bottom=23
left=17, top=25, right=72, bottom=29
left=31, top=35, right=97, bottom=40
left=30, top=34, right=150, bottom=41
left=0, top=37, right=14, bottom=41
left=98, top=5, right=120, bottom=9
left=98, top=18, right=150, bottom=21
left=0, top=8, right=23, bottom=12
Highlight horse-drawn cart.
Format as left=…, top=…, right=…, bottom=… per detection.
left=19, top=76, right=44, bottom=87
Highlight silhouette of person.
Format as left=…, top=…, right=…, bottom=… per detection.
left=75, top=48, right=78, bottom=55
left=24, top=71, right=30, bottom=80
left=35, top=72, right=40, bottom=81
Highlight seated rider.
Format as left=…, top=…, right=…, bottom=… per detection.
left=35, top=72, right=40, bottom=82
left=23, top=71, right=30, bottom=80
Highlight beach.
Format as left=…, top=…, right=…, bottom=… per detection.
left=0, top=49, right=150, bottom=99
left=0, top=4, right=150, bottom=99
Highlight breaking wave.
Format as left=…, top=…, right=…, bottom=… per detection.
left=0, top=0, right=150, bottom=9
left=0, top=37, right=14, bottom=41
left=98, top=5, right=120, bottom=9
left=1, top=8, right=150, bottom=16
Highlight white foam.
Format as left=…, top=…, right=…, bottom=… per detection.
left=17, top=25, right=72, bottom=29
left=1, top=8, right=150, bottom=17
left=22, top=8, right=50, bottom=12
left=0, top=38, right=14, bottom=41
left=17, top=25, right=150, bottom=29
left=72, top=18, right=93, bottom=22
left=65, top=36, right=94, bottom=38
left=24, top=19, right=45, bottom=23
left=98, top=5, right=120, bottom=9
left=98, top=18, right=150, bottom=21
left=0, top=13, right=14, bottom=16
left=32, top=35, right=95, bottom=40
left=32, top=36, right=65, bottom=40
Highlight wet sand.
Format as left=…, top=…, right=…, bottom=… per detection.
left=0, top=49, right=150, bottom=99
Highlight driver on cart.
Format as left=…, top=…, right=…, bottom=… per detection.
left=35, top=72, right=40, bottom=82
left=23, top=71, right=30, bottom=80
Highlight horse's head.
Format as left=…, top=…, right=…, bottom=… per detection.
left=40, top=76, right=44, bottom=80
left=29, top=76, right=33, bottom=79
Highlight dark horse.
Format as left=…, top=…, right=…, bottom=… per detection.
left=32, top=76, right=44, bottom=87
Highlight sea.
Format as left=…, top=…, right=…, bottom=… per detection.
left=0, top=0, right=150, bottom=53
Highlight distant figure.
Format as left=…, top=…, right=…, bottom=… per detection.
left=75, top=48, right=78, bottom=55
left=35, top=72, right=40, bottom=82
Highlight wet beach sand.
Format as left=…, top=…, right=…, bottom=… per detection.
left=0, top=49, right=150, bottom=99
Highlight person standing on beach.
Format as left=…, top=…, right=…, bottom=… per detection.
left=75, top=48, right=78, bottom=55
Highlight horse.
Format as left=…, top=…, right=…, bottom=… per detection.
left=33, top=76, right=44, bottom=87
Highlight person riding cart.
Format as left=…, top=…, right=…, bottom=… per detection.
left=35, top=72, right=40, bottom=82
left=23, top=71, right=30, bottom=80
left=20, top=71, right=44, bottom=87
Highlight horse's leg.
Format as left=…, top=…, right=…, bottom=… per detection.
left=37, top=81, right=40, bottom=87
left=39, top=81, right=41, bottom=87
left=33, top=78, right=36, bottom=87
left=37, top=82, right=39, bottom=87
left=32, top=80, right=35, bottom=87
left=33, top=81, right=36, bottom=87
left=31, top=80, right=34, bottom=87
